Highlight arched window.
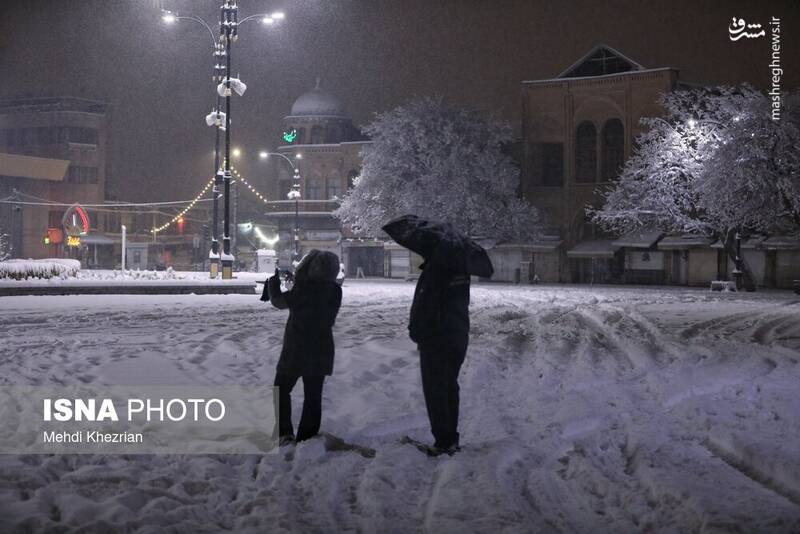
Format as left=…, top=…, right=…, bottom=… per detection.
left=575, top=121, right=597, bottom=183
left=310, top=125, right=325, bottom=144
left=347, top=169, right=359, bottom=189
left=327, top=172, right=342, bottom=199
left=306, top=175, right=323, bottom=200
left=601, top=119, right=624, bottom=181
left=326, top=125, right=341, bottom=144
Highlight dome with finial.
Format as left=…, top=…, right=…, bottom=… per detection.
left=289, top=78, right=347, bottom=118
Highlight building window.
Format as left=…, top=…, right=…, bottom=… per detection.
left=575, top=121, right=597, bottom=183
left=310, top=126, right=325, bottom=145
left=531, top=142, right=564, bottom=186
left=306, top=175, right=323, bottom=200
left=66, top=127, right=98, bottom=145
left=601, top=119, right=625, bottom=181
left=15, top=128, right=30, bottom=147
left=66, top=166, right=98, bottom=184
left=35, top=127, right=57, bottom=145
left=327, top=173, right=341, bottom=199
left=48, top=210, right=64, bottom=227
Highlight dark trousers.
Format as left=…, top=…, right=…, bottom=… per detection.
left=419, top=341, right=467, bottom=448
left=274, top=373, right=325, bottom=441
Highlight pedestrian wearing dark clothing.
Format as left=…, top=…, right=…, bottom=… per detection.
left=268, top=249, right=342, bottom=443
left=409, top=260, right=471, bottom=454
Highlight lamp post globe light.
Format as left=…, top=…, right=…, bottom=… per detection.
left=160, top=6, right=285, bottom=279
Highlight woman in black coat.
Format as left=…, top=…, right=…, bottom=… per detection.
left=268, top=249, right=342, bottom=444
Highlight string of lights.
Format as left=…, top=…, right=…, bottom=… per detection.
left=151, top=178, right=215, bottom=234
left=149, top=166, right=272, bottom=235
left=230, top=166, right=270, bottom=205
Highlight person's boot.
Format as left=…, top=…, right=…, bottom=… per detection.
left=278, top=434, right=295, bottom=446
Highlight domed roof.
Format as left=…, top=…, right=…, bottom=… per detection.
left=289, top=79, right=347, bottom=118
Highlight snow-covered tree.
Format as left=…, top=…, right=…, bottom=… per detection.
left=592, top=85, right=800, bottom=289
left=334, top=97, right=540, bottom=241
left=0, top=230, right=11, bottom=262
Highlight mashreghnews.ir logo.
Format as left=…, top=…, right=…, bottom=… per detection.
left=729, top=16, right=782, bottom=121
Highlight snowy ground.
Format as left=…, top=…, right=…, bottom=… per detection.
left=0, top=268, right=267, bottom=287
left=1, top=281, right=799, bottom=532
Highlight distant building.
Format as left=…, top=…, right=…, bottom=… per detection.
left=519, top=45, right=799, bottom=288
left=262, top=81, right=384, bottom=275
left=0, top=97, right=112, bottom=265
left=519, top=45, right=679, bottom=283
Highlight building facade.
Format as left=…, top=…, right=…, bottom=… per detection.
left=520, top=45, right=799, bottom=288
left=263, top=81, right=379, bottom=274
left=0, top=97, right=111, bottom=265
left=521, top=45, right=679, bottom=283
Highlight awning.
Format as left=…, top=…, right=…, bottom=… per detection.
left=566, top=240, right=620, bottom=258
left=763, top=236, right=800, bottom=250
left=710, top=237, right=765, bottom=250
left=490, top=240, right=562, bottom=252
left=657, top=235, right=713, bottom=249
left=81, top=233, right=114, bottom=245
left=0, top=152, right=69, bottom=181
left=611, top=230, right=663, bottom=249
left=530, top=239, right=563, bottom=252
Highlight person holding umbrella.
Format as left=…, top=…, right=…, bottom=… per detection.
left=383, top=215, right=494, bottom=456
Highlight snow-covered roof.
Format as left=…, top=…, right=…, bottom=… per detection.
left=657, top=235, right=713, bottom=249
left=710, top=237, right=766, bottom=250
left=566, top=240, right=620, bottom=258
left=763, top=236, right=800, bottom=250
left=522, top=67, right=675, bottom=86
left=289, top=79, right=348, bottom=118
left=81, top=233, right=114, bottom=245
left=612, top=230, right=663, bottom=249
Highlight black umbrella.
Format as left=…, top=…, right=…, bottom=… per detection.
left=382, top=215, right=494, bottom=278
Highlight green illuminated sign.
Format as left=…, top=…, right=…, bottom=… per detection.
left=282, top=128, right=297, bottom=143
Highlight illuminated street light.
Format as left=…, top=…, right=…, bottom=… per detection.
left=161, top=4, right=285, bottom=278
left=259, top=151, right=268, bottom=159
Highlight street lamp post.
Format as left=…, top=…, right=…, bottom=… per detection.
left=219, top=0, right=236, bottom=279
left=161, top=10, right=222, bottom=277
left=290, top=168, right=301, bottom=261
left=262, top=152, right=302, bottom=262
left=161, top=6, right=284, bottom=279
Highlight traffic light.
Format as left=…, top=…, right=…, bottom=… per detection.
left=43, top=235, right=50, bottom=245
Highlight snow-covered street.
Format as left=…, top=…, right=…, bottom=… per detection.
left=1, top=281, right=799, bottom=532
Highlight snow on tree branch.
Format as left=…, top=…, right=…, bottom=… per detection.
left=592, top=85, right=800, bottom=237
left=334, top=97, right=541, bottom=241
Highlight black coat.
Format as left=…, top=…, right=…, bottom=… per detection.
left=269, top=275, right=342, bottom=376
left=409, top=263, right=470, bottom=351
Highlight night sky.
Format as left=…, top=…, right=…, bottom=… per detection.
left=1, top=0, right=798, bottom=202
